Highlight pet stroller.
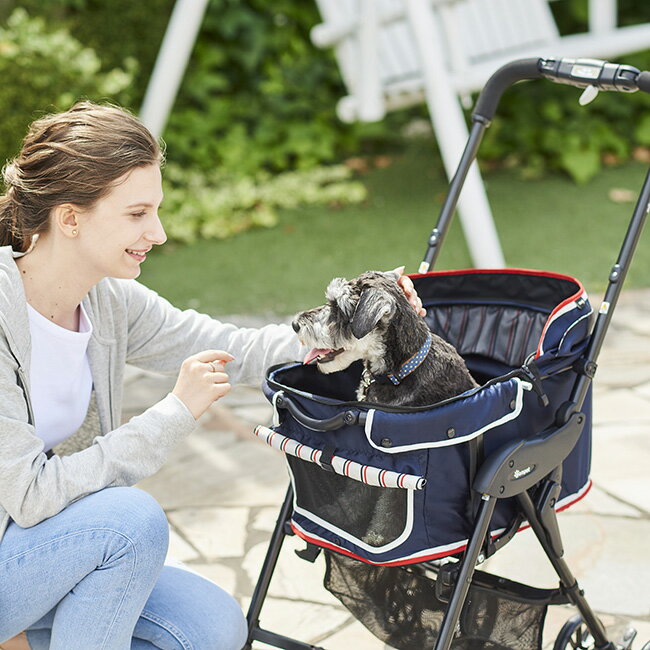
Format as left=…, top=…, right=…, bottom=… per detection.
left=244, top=57, right=650, bottom=650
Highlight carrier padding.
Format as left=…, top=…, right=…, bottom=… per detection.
left=413, top=268, right=590, bottom=371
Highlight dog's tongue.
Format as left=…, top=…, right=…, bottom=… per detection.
left=303, top=348, right=332, bottom=365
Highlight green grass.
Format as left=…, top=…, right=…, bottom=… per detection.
left=140, top=143, right=650, bottom=316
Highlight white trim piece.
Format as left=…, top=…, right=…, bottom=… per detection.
left=364, top=378, right=527, bottom=453
left=557, top=309, right=593, bottom=353
left=555, top=478, right=592, bottom=511
left=288, top=469, right=416, bottom=554
left=271, top=391, right=282, bottom=427
left=539, top=291, right=588, bottom=356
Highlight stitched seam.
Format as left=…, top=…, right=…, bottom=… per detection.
left=139, top=610, right=193, bottom=650
left=100, top=533, right=137, bottom=650
left=0, top=527, right=138, bottom=567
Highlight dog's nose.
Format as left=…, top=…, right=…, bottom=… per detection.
left=292, top=320, right=300, bottom=333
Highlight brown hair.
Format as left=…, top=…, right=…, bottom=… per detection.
left=0, top=101, right=164, bottom=252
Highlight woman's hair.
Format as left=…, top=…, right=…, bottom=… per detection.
left=0, top=101, right=164, bottom=252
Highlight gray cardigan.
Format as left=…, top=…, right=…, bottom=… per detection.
left=0, top=246, right=302, bottom=542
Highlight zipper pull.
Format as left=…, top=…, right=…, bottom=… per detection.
left=521, top=360, right=549, bottom=407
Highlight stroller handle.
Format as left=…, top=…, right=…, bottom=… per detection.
left=473, top=57, right=650, bottom=123
left=275, top=392, right=366, bottom=431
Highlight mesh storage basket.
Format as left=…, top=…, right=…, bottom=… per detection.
left=324, top=551, right=559, bottom=650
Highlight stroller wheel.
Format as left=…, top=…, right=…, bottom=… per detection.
left=553, top=614, right=597, bottom=650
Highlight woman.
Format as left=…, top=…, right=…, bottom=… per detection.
left=0, top=102, right=423, bottom=649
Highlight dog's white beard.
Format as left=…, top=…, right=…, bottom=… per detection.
left=317, top=335, right=386, bottom=374
left=316, top=349, right=362, bottom=374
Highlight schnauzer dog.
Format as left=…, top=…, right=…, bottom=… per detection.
left=292, top=270, right=477, bottom=407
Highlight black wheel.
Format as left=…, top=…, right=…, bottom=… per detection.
left=553, top=614, right=597, bottom=650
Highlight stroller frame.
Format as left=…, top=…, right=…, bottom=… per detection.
left=245, top=57, right=650, bottom=650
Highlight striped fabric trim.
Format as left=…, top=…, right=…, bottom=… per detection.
left=254, top=425, right=425, bottom=490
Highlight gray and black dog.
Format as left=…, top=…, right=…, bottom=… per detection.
left=293, top=270, right=477, bottom=407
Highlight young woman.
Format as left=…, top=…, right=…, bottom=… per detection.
left=0, top=102, right=423, bottom=649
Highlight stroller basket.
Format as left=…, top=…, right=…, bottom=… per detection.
left=324, top=551, right=564, bottom=650
left=260, top=269, right=593, bottom=565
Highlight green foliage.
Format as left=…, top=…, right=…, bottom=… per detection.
left=0, top=8, right=135, bottom=163
left=162, top=0, right=366, bottom=175
left=160, top=163, right=367, bottom=244
left=6, top=0, right=174, bottom=106
left=2, top=0, right=650, bottom=196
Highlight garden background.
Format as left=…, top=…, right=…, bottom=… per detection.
left=1, top=0, right=649, bottom=315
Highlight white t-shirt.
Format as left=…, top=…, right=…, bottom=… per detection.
left=27, top=303, right=93, bottom=451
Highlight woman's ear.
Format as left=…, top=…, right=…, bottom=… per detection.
left=52, top=203, right=80, bottom=238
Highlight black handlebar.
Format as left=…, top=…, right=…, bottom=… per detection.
left=472, top=58, right=543, bottom=123
left=473, top=57, right=650, bottom=123
left=274, top=392, right=366, bottom=431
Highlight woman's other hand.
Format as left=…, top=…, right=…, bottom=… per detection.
left=394, top=266, right=426, bottom=317
left=172, top=350, right=235, bottom=420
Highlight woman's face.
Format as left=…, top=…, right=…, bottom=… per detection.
left=76, top=164, right=166, bottom=282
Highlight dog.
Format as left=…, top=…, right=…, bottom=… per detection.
left=292, top=270, right=478, bottom=547
left=292, top=270, right=477, bottom=407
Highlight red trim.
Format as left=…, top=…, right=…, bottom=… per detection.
left=408, top=267, right=584, bottom=285
left=290, top=522, right=467, bottom=566
left=535, top=288, right=587, bottom=358
left=290, top=479, right=592, bottom=567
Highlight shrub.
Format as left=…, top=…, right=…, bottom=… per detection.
left=161, top=163, right=367, bottom=244
left=0, top=8, right=135, bottom=165
left=5, top=0, right=174, bottom=107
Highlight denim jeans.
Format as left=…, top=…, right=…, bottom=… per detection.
left=0, top=487, right=248, bottom=649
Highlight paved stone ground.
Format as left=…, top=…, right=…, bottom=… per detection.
left=129, top=289, right=650, bottom=649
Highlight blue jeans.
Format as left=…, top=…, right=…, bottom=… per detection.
left=0, top=487, right=248, bottom=649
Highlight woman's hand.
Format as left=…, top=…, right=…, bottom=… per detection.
left=172, top=350, right=235, bottom=420
left=394, top=266, right=426, bottom=317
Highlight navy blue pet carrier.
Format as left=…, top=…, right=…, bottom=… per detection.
left=255, top=269, right=592, bottom=565
left=245, top=57, right=650, bottom=650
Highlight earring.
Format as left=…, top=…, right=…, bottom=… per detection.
left=71, top=229, right=78, bottom=236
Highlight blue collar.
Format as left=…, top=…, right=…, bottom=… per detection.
left=373, top=332, right=432, bottom=386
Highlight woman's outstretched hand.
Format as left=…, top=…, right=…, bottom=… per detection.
left=394, top=266, right=426, bottom=317
left=172, top=350, right=235, bottom=420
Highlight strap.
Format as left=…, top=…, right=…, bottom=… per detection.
left=320, top=444, right=336, bottom=473
left=373, top=332, right=433, bottom=386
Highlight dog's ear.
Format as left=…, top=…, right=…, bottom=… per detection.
left=351, top=288, right=396, bottom=339
left=326, top=277, right=356, bottom=315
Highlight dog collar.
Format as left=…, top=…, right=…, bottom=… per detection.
left=373, top=332, right=433, bottom=386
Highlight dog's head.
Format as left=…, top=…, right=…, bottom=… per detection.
left=292, top=270, right=407, bottom=374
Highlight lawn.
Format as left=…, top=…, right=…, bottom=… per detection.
left=140, top=143, right=650, bottom=317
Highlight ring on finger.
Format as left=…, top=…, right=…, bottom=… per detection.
left=208, top=361, right=217, bottom=373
